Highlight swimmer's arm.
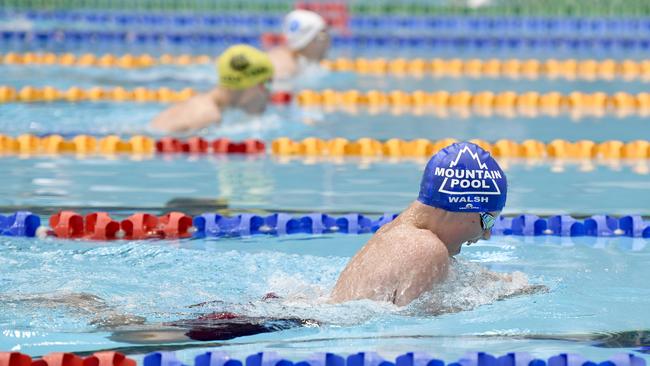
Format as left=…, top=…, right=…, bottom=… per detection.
left=151, top=89, right=221, bottom=133
left=482, top=268, right=513, bottom=282
left=480, top=267, right=549, bottom=296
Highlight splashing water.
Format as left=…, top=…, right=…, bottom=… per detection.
left=0, top=239, right=546, bottom=335
left=407, top=259, right=547, bottom=316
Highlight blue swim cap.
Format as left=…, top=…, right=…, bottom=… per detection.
left=417, top=142, right=507, bottom=213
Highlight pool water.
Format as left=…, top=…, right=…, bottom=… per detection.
left=0, top=233, right=648, bottom=360
left=1, top=64, right=649, bottom=143
left=1, top=12, right=650, bottom=363
left=0, top=157, right=648, bottom=216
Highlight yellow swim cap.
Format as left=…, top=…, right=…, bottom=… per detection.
left=217, top=45, right=274, bottom=90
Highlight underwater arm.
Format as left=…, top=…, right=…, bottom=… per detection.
left=0, top=292, right=145, bottom=328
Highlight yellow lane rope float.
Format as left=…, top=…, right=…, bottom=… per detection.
left=2, top=53, right=650, bottom=80
left=295, top=90, right=647, bottom=109
left=270, top=138, right=650, bottom=159
left=0, top=52, right=212, bottom=68
left=1, top=86, right=648, bottom=113
left=0, top=134, right=156, bottom=155
left=0, top=86, right=196, bottom=103
left=321, top=58, right=650, bottom=80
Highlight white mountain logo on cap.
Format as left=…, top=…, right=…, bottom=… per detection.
left=436, top=145, right=502, bottom=196
left=449, top=145, right=488, bottom=169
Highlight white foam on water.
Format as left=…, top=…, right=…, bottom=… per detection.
left=408, top=259, right=546, bottom=316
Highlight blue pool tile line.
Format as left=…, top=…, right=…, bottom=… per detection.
left=1, top=211, right=649, bottom=238
left=6, top=10, right=650, bottom=37
left=2, top=30, right=650, bottom=52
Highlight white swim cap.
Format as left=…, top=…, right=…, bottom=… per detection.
left=283, top=9, right=327, bottom=51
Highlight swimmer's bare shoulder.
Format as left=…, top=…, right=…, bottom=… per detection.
left=330, top=217, right=449, bottom=306
left=268, top=46, right=298, bottom=80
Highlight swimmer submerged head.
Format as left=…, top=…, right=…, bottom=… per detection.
left=283, top=10, right=329, bottom=60
left=217, top=45, right=274, bottom=114
left=417, top=142, right=507, bottom=253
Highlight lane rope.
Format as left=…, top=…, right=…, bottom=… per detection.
left=2, top=210, right=648, bottom=239
left=3, top=52, right=650, bottom=81
left=1, top=135, right=648, bottom=159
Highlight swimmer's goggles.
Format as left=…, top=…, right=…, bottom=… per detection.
left=480, top=212, right=496, bottom=231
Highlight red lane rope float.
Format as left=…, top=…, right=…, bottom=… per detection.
left=48, top=211, right=194, bottom=240
left=0, top=135, right=266, bottom=155
left=0, top=351, right=136, bottom=366
left=156, top=137, right=266, bottom=154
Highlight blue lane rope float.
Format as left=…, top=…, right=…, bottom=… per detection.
left=193, top=212, right=398, bottom=236
left=8, top=9, right=650, bottom=37
left=0, top=211, right=41, bottom=237
left=161, top=351, right=650, bottom=366
left=196, top=213, right=650, bottom=238
left=1, top=211, right=649, bottom=239
left=2, top=30, right=650, bottom=51
left=2, top=350, right=643, bottom=366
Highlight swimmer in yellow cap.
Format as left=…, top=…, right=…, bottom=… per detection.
left=151, top=44, right=274, bottom=133
left=268, top=9, right=330, bottom=82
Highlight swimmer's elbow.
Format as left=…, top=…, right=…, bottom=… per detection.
left=151, top=96, right=220, bottom=133
left=393, top=291, right=410, bottom=307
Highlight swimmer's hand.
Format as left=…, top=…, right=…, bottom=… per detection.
left=497, top=281, right=549, bottom=301
left=483, top=270, right=549, bottom=299
left=510, top=283, right=549, bottom=296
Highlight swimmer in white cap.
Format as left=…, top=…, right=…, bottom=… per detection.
left=331, top=142, right=544, bottom=306
left=268, top=9, right=331, bottom=82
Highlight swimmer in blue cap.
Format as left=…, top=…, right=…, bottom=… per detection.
left=331, top=142, right=508, bottom=306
